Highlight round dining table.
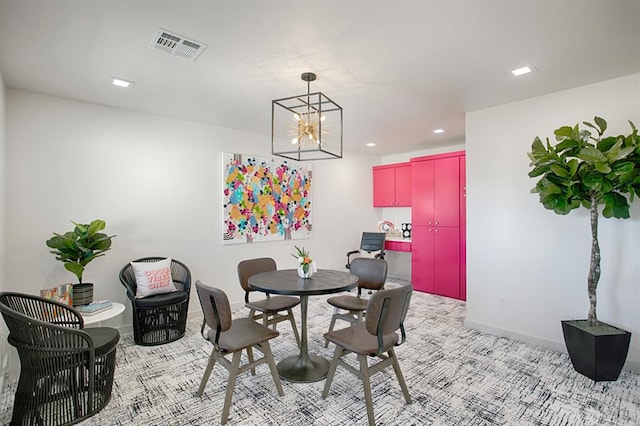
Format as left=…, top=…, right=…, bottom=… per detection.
left=248, top=268, right=358, bottom=383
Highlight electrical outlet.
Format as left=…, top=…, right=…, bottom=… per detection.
left=499, top=297, right=507, bottom=309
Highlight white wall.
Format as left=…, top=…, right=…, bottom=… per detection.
left=0, top=69, right=9, bottom=391
left=4, top=89, right=380, bottom=336
left=465, top=72, right=640, bottom=369
left=0, top=71, right=6, bottom=290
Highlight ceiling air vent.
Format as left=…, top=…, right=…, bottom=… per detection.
left=149, top=28, right=207, bottom=61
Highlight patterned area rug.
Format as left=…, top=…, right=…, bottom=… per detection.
left=2, top=279, right=640, bottom=425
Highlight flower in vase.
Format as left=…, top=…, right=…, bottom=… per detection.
left=292, top=246, right=313, bottom=273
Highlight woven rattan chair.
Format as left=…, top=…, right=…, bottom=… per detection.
left=119, top=257, right=191, bottom=345
left=237, top=258, right=301, bottom=348
left=322, top=283, right=413, bottom=426
left=345, top=232, right=386, bottom=269
left=195, top=280, right=284, bottom=425
left=324, top=257, right=387, bottom=347
left=0, top=292, right=119, bottom=426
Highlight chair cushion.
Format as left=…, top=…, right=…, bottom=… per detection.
left=131, top=258, right=177, bottom=298
left=208, top=318, right=279, bottom=352
left=134, top=290, right=188, bottom=308
left=327, top=295, right=368, bottom=312
left=246, top=295, right=300, bottom=313
left=359, top=249, right=381, bottom=259
left=85, top=327, right=120, bottom=356
left=324, top=322, right=398, bottom=356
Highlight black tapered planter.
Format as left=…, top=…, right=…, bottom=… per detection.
left=561, top=320, right=631, bottom=382
left=72, top=283, right=94, bottom=306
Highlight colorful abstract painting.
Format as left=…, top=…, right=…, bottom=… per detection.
left=222, top=153, right=312, bottom=244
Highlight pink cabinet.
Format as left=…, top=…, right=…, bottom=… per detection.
left=411, top=225, right=460, bottom=297
left=411, top=156, right=459, bottom=227
left=410, top=151, right=465, bottom=300
left=373, top=163, right=411, bottom=207
left=384, top=240, right=411, bottom=252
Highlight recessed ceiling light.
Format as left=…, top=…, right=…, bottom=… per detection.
left=433, top=129, right=445, bottom=134
left=111, top=77, right=134, bottom=88
left=366, top=142, right=376, bottom=147
left=511, top=66, right=532, bottom=76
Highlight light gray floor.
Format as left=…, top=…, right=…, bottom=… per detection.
left=2, top=280, right=639, bottom=425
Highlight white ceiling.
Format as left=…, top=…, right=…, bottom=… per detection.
left=1, top=0, right=640, bottom=156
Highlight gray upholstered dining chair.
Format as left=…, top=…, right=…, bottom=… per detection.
left=237, top=257, right=301, bottom=348
left=322, top=283, right=413, bottom=426
left=324, top=257, right=388, bottom=347
left=0, top=292, right=119, bottom=426
left=195, top=280, right=284, bottom=425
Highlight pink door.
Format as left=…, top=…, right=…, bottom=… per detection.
left=434, top=157, right=460, bottom=227
left=394, top=164, right=412, bottom=206
left=373, top=167, right=395, bottom=207
left=411, top=160, right=434, bottom=226
left=411, top=225, right=434, bottom=293
left=434, top=226, right=460, bottom=299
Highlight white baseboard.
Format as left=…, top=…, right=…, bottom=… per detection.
left=464, top=319, right=640, bottom=374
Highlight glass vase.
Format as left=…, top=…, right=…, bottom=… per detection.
left=298, top=264, right=313, bottom=279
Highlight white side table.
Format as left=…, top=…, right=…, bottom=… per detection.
left=81, top=302, right=125, bottom=326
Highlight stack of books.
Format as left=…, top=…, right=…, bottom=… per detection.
left=75, top=300, right=112, bottom=316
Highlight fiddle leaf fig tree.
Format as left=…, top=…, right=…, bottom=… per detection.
left=46, top=219, right=116, bottom=284
left=528, top=117, right=640, bottom=326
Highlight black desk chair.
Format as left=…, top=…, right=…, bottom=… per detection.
left=0, top=292, right=119, bottom=426
left=346, top=232, right=386, bottom=269
left=119, top=256, right=191, bottom=345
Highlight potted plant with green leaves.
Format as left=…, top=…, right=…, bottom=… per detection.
left=528, top=116, right=639, bottom=381
left=46, top=219, right=116, bottom=306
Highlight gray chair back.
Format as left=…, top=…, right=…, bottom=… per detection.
left=196, top=280, right=233, bottom=341
left=350, top=258, right=388, bottom=292
left=237, top=257, right=277, bottom=301
left=365, top=283, right=412, bottom=352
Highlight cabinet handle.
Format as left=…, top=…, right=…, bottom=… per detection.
left=435, top=229, right=439, bottom=232
left=435, top=221, right=439, bottom=225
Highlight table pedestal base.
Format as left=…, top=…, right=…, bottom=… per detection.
left=277, top=355, right=329, bottom=383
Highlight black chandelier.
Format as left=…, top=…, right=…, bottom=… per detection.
left=272, top=72, right=343, bottom=161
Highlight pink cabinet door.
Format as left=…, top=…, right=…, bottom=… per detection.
left=373, top=167, right=395, bottom=207
left=394, top=164, right=412, bottom=206
left=433, top=156, right=460, bottom=227
left=411, top=225, right=434, bottom=293
left=434, top=226, right=460, bottom=299
left=411, top=160, right=434, bottom=225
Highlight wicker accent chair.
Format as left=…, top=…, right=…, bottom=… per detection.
left=0, top=292, right=119, bottom=426
left=346, top=232, right=386, bottom=269
left=324, top=257, right=387, bottom=347
left=195, top=280, right=284, bottom=425
left=322, top=283, right=413, bottom=426
left=119, top=257, right=191, bottom=345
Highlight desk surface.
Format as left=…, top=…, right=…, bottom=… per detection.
left=81, top=302, right=125, bottom=325
left=248, top=269, right=358, bottom=296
